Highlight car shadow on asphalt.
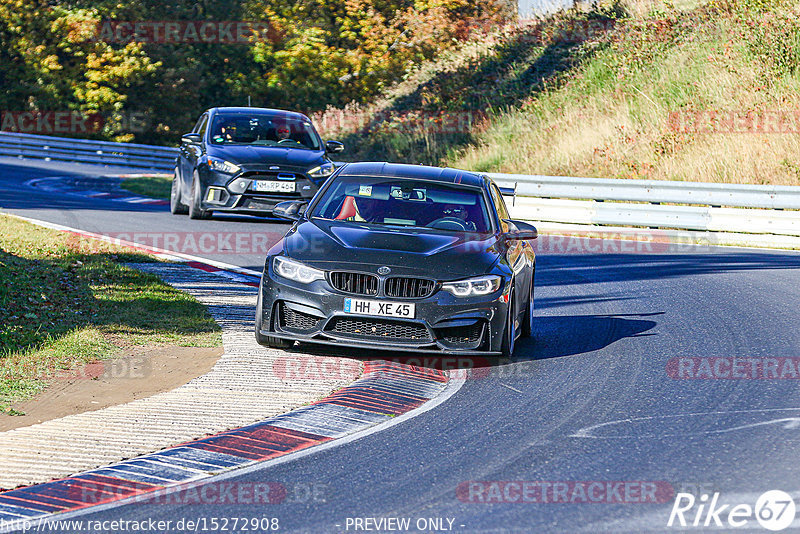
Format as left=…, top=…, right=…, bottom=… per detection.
left=285, top=312, right=659, bottom=374
left=535, top=252, right=800, bottom=287
left=517, top=312, right=659, bottom=361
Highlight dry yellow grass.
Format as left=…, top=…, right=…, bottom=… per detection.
left=324, top=0, right=800, bottom=185
left=449, top=4, right=800, bottom=185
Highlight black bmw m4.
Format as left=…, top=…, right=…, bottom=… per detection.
left=255, top=162, right=537, bottom=357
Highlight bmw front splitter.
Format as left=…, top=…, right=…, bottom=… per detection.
left=257, top=329, right=504, bottom=356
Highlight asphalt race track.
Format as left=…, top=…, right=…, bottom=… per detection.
left=3, top=159, right=800, bottom=532
left=0, top=158, right=288, bottom=272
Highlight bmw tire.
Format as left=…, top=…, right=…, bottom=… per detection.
left=255, top=284, right=293, bottom=349
left=501, top=291, right=517, bottom=358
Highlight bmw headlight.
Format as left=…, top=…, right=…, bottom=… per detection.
left=273, top=256, right=324, bottom=284
left=207, top=157, right=241, bottom=175
left=441, top=275, right=502, bottom=297
left=307, top=162, right=334, bottom=179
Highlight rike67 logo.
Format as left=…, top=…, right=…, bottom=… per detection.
left=668, top=490, right=796, bottom=531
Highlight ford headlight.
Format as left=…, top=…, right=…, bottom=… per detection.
left=207, top=157, right=241, bottom=175
left=273, top=256, right=324, bottom=284
left=441, top=275, right=502, bottom=297
left=307, top=162, right=334, bottom=179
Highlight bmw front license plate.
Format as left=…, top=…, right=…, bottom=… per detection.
left=251, top=180, right=295, bottom=193
left=344, top=298, right=415, bottom=319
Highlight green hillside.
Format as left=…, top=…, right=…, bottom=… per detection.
left=327, top=0, right=800, bottom=185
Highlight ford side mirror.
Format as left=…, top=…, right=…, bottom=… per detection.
left=181, top=133, right=202, bottom=144
left=325, top=140, right=345, bottom=154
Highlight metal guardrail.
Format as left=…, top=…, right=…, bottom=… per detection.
left=0, top=131, right=177, bottom=171
left=489, top=173, right=800, bottom=210
left=490, top=173, right=800, bottom=237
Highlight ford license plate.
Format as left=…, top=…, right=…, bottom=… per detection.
left=251, top=180, right=295, bottom=193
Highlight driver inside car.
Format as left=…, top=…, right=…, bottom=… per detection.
left=437, top=203, right=476, bottom=231
left=276, top=125, right=292, bottom=141
left=215, top=121, right=237, bottom=142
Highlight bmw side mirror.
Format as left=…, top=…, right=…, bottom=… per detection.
left=503, top=219, right=538, bottom=240
left=273, top=200, right=307, bottom=221
left=325, top=140, right=345, bottom=154
left=181, top=133, right=202, bottom=144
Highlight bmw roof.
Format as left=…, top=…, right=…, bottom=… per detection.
left=337, top=162, right=488, bottom=188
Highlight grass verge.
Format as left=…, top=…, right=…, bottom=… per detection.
left=120, top=175, right=172, bottom=200
left=0, top=214, right=221, bottom=414
left=321, top=0, right=800, bottom=185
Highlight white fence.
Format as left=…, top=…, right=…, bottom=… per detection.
left=490, top=173, right=800, bottom=238
left=489, top=174, right=800, bottom=236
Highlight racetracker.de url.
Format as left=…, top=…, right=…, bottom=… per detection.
left=5, top=516, right=280, bottom=533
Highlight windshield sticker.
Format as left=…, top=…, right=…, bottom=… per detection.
left=359, top=185, right=373, bottom=196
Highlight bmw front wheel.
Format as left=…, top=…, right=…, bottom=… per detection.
left=501, top=291, right=517, bottom=358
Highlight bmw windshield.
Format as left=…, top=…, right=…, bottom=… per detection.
left=308, top=175, right=493, bottom=233
left=209, top=112, right=322, bottom=150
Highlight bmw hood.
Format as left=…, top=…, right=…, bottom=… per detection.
left=283, top=219, right=501, bottom=279
left=207, top=145, right=324, bottom=167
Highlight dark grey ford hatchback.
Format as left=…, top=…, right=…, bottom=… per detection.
left=171, top=107, right=343, bottom=219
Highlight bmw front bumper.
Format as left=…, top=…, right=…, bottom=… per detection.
left=256, top=263, right=512, bottom=355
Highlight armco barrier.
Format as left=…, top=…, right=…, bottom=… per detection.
left=2, top=132, right=799, bottom=237
left=0, top=131, right=177, bottom=171
left=488, top=173, right=800, bottom=210
left=490, top=173, right=800, bottom=237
